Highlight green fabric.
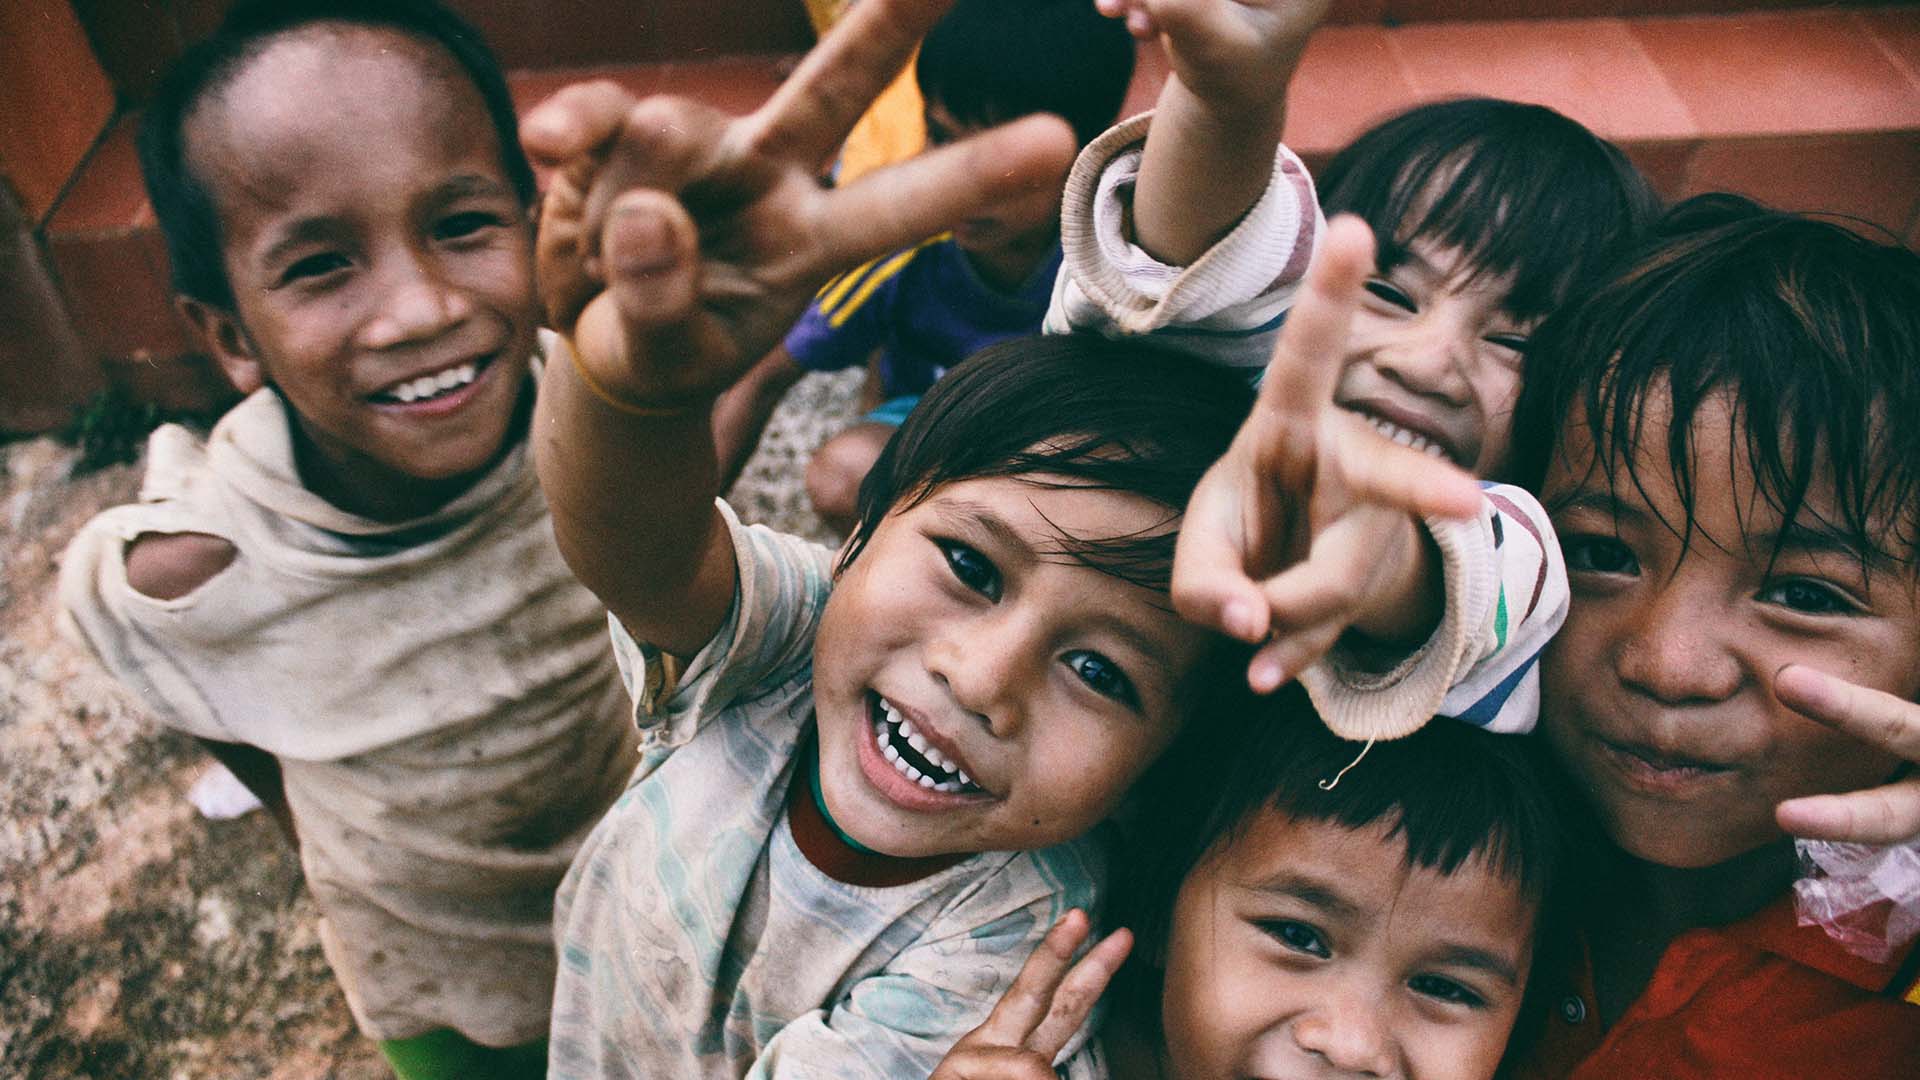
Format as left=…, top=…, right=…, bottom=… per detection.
left=379, top=1029, right=547, bottom=1080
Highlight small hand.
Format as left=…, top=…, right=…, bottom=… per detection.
left=520, top=0, right=1078, bottom=410
left=1775, top=664, right=1920, bottom=846
left=930, top=910, right=1132, bottom=1080
left=1094, top=0, right=1330, bottom=115
left=1171, top=217, right=1483, bottom=693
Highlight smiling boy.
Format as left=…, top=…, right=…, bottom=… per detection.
left=58, top=3, right=638, bottom=1073
left=1509, top=196, right=1920, bottom=1078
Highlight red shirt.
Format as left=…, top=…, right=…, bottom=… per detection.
left=1518, top=896, right=1920, bottom=1079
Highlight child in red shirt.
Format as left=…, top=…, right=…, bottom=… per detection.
left=1508, top=195, right=1920, bottom=1079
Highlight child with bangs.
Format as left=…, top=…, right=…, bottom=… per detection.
left=938, top=682, right=1583, bottom=1080
left=1501, top=194, right=1920, bottom=1078
left=518, top=1, right=1516, bottom=1076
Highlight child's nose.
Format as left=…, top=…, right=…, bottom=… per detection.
left=1372, top=317, right=1473, bottom=405
left=362, top=252, right=472, bottom=349
left=924, top=609, right=1043, bottom=738
left=1615, top=583, right=1743, bottom=705
left=1290, top=986, right=1395, bottom=1076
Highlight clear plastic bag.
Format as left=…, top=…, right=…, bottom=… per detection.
left=1794, top=839, right=1920, bottom=964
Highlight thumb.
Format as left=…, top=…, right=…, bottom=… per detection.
left=600, top=189, right=699, bottom=332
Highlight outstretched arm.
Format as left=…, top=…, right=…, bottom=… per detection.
left=1100, top=0, right=1331, bottom=265
left=524, top=0, right=1077, bottom=657
left=1172, top=217, right=1483, bottom=694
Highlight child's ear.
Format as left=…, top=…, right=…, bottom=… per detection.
left=178, top=297, right=265, bottom=395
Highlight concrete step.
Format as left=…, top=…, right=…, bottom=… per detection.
left=38, top=5, right=1920, bottom=415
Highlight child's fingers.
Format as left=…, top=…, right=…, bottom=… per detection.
left=599, top=190, right=701, bottom=331
left=969, top=910, right=1095, bottom=1048
left=1171, top=483, right=1278, bottom=643
left=1332, top=423, right=1484, bottom=522
left=1775, top=664, right=1920, bottom=763
left=1259, top=216, right=1375, bottom=429
left=1777, top=782, right=1920, bottom=846
left=741, top=0, right=956, bottom=169
left=521, top=79, right=641, bottom=165
left=930, top=1048, right=1063, bottom=1080
left=1024, top=927, right=1133, bottom=1060
left=1246, top=621, right=1344, bottom=694
left=576, top=96, right=727, bottom=272
left=812, top=114, right=1077, bottom=274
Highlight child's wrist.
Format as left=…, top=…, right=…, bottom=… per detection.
left=558, top=335, right=710, bottom=419
left=1351, top=515, right=1443, bottom=646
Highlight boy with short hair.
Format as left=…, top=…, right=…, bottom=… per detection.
left=710, top=0, right=1136, bottom=531
left=1506, top=195, right=1920, bottom=1078
left=57, top=1, right=637, bottom=1073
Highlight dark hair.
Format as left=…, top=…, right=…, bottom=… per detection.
left=914, top=0, right=1136, bottom=148
left=138, top=0, right=535, bottom=309
left=1120, top=685, right=1581, bottom=1067
left=1320, top=98, right=1659, bottom=321
left=841, top=334, right=1253, bottom=597
left=1513, top=194, right=1920, bottom=568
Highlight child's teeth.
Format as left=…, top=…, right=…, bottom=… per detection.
left=904, top=765, right=924, bottom=783
left=908, top=731, right=929, bottom=754
left=917, top=775, right=936, bottom=789
left=387, top=363, right=477, bottom=403
left=898, top=718, right=916, bottom=741
left=883, top=743, right=901, bottom=764
left=956, top=769, right=972, bottom=787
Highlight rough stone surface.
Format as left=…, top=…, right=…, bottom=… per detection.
left=0, top=369, right=860, bottom=1078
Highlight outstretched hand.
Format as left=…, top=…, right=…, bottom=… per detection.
left=1171, top=217, right=1484, bottom=693
left=521, top=0, right=1078, bottom=411
left=1094, top=0, right=1329, bottom=115
left=930, top=910, right=1132, bottom=1080
left=1776, top=664, right=1920, bottom=846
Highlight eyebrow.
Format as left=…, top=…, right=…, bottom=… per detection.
left=256, top=174, right=514, bottom=269
left=1752, top=520, right=1895, bottom=575
left=1245, top=871, right=1364, bottom=922
left=1246, top=871, right=1522, bottom=986
left=258, top=216, right=346, bottom=270
left=1545, top=488, right=1647, bottom=527
left=1431, top=943, right=1522, bottom=987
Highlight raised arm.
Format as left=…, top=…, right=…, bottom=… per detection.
left=522, top=0, right=1077, bottom=657
left=1172, top=217, right=1483, bottom=694
left=1101, top=0, right=1331, bottom=265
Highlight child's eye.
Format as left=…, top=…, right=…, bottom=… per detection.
left=935, top=539, right=1002, bottom=601
left=1364, top=278, right=1417, bottom=313
left=280, top=252, right=350, bottom=285
left=436, top=211, right=503, bottom=241
left=1485, top=332, right=1531, bottom=355
left=1563, top=535, right=1638, bottom=576
left=1064, top=650, right=1139, bottom=708
left=1759, top=578, right=1859, bottom=616
left=1409, top=973, right=1487, bottom=1009
left=1257, top=919, right=1330, bottom=959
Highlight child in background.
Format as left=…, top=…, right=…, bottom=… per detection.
left=710, top=0, right=1136, bottom=531
left=1505, top=195, right=1920, bottom=1078
left=57, top=1, right=637, bottom=1074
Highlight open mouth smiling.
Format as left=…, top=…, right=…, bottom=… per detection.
left=369, top=354, right=495, bottom=405
left=867, top=693, right=988, bottom=797
left=1344, top=406, right=1456, bottom=463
